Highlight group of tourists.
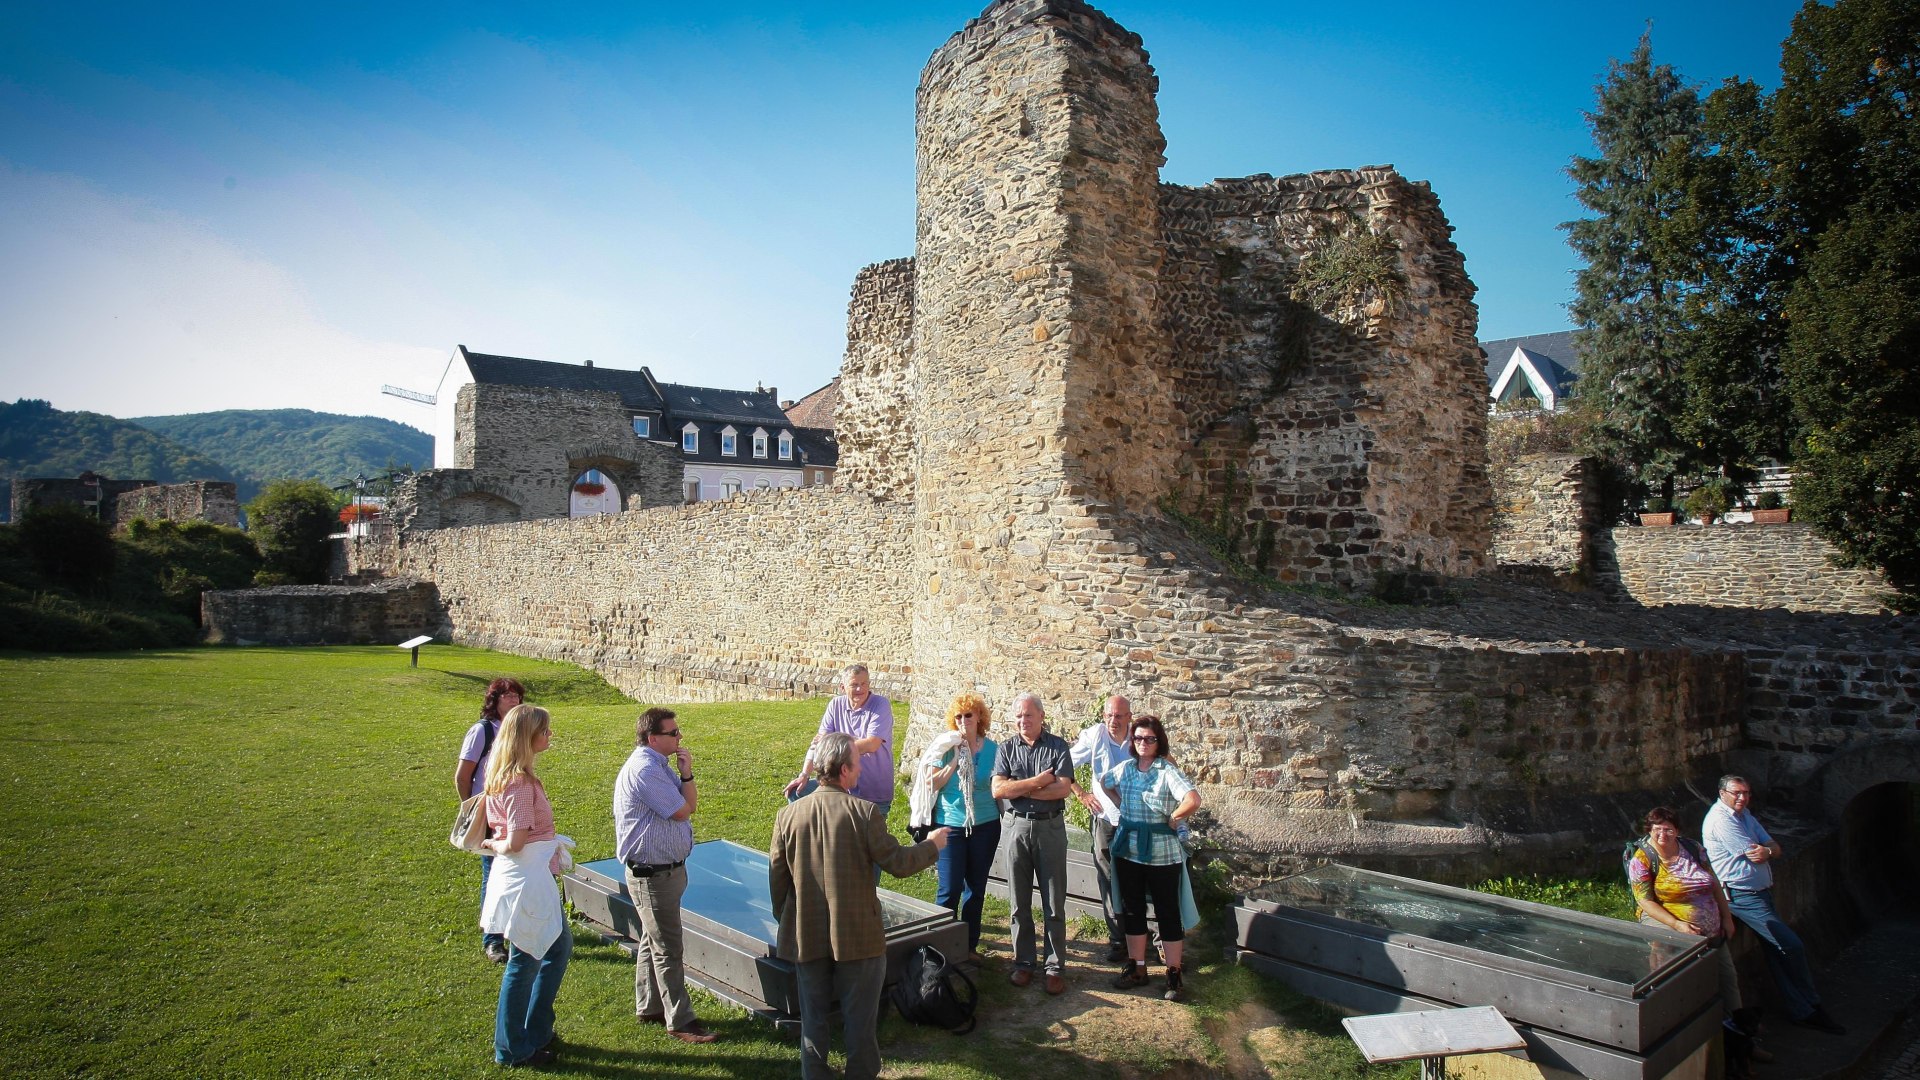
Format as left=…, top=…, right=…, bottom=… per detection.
left=1628, top=774, right=1846, bottom=1062
left=453, top=665, right=1205, bottom=1075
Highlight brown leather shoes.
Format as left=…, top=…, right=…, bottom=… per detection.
left=1010, top=968, right=1033, bottom=988
left=1046, top=973, right=1066, bottom=996
left=668, top=1021, right=718, bottom=1043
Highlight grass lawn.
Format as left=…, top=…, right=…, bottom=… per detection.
left=1, top=645, right=1418, bottom=1078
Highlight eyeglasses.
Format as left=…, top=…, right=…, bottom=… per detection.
left=1132, top=735, right=1158, bottom=744
left=656, top=729, right=682, bottom=739
left=956, top=712, right=975, bottom=719
left=1722, top=788, right=1751, bottom=798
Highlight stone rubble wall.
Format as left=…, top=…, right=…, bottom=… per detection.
left=1604, top=522, right=1890, bottom=614
left=390, top=486, right=913, bottom=703
left=201, top=578, right=440, bottom=645
left=1158, top=170, right=1491, bottom=590
left=112, top=481, right=241, bottom=529
left=1490, top=453, right=1594, bottom=584
left=833, top=258, right=917, bottom=499
left=395, top=383, right=682, bottom=530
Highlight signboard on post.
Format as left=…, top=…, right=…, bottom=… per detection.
left=1343, top=1006, right=1527, bottom=1080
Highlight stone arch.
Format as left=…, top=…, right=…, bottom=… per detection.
left=1806, top=739, right=1920, bottom=823
left=568, top=467, right=620, bottom=518
left=566, top=449, right=647, bottom=513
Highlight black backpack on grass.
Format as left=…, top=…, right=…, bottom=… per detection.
left=889, top=945, right=977, bottom=1035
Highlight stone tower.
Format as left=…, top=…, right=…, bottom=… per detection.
left=909, top=0, right=1179, bottom=729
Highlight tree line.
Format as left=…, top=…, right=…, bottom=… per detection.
left=1564, top=0, right=1917, bottom=607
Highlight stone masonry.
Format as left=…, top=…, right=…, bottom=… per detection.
left=356, top=0, right=1913, bottom=874
left=392, top=382, right=681, bottom=530
left=113, top=481, right=241, bottom=529
left=1490, top=453, right=1595, bottom=585
left=1606, top=522, right=1890, bottom=614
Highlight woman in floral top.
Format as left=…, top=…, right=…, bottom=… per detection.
left=1628, top=805, right=1740, bottom=1010
left=1100, top=714, right=1201, bottom=1002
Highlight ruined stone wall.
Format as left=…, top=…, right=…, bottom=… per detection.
left=396, top=383, right=680, bottom=530
left=834, top=259, right=917, bottom=499
left=1490, top=453, right=1594, bottom=584
left=202, top=579, right=440, bottom=645
left=1158, top=171, right=1491, bottom=590
left=392, top=487, right=913, bottom=702
left=909, top=0, right=1179, bottom=739
left=113, top=481, right=241, bottom=529
left=1605, top=523, right=1890, bottom=614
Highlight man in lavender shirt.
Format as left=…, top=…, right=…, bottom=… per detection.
left=785, top=664, right=895, bottom=813
left=614, top=707, right=718, bottom=1044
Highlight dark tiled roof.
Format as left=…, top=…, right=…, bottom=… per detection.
left=784, top=378, right=841, bottom=430
left=461, top=348, right=665, bottom=411
left=793, top=427, right=839, bottom=468
left=1479, top=331, right=1579, bottom=386
left=657, top=382, right=790, bottom=426
left=675, top=419, right=809, bottom=468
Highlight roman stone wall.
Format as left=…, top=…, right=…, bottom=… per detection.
left=1604, top=522, right=1890, bottom=614
left=390, top=486, right=913, bottom=702
left=834, top=258, right=917, bottom=499
left=1158, top=170, right=1491, bottom=590
left=201, top=579, right=440, bottom=645
left=396, top=383, right=680, bottom=529
left=1490, top=453, right=1594, bottom=584
left=113, top=481, right=241, bottom=529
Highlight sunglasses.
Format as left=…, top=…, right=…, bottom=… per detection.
left=1132, top=735, right=1158, bottom=744
left=657, top=729, right=682, bottom=738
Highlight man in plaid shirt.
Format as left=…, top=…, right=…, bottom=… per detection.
left=771, top=732, right=949, bottom=1080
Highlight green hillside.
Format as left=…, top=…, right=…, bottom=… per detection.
left=129, top=408, right=432, bottom=497
left=0, top=399, right=235, bottom=517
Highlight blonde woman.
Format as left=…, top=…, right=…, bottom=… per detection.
left=479, top=705, right=570, bottom=1068
left=928, top=693, right=1000, bottom=958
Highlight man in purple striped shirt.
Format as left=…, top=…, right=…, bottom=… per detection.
left=614, top=707, right=717, bottom=1044
left=785, top=664, right=896, bottom=813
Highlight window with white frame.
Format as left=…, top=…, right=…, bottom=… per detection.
left=720, top=426, right=738, bottom=456
left=722, top=478, right=742, bottom=498
left=752, top=428, right=769, bottom=458
left=683, top=479, right=701, bottom=503
left=778, top=431, right=794, bottom=460
left=633, top=416, right=651, bottom=438
left=681, top=424, right=699, bottom=453
left=755, top=477, right=771, bottom=490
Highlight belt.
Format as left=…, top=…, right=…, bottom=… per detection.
left=624, top=859, right=685, bottom=878
left=1004, top=807, right=1063, bottom=820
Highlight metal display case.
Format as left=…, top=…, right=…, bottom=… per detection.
left=563, top=839, right=967, bottom=1029
left=1232, top=864, right=1722, bottom=1080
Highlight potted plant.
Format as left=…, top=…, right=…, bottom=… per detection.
left=1638, top=497, right=1677, bottom=527
left=1751, top=491, right=1792, bottom=524
left=1685, top=483, right=1730, bottom=525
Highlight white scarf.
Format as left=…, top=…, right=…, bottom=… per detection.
left=909, top=730, right=969, bottom=830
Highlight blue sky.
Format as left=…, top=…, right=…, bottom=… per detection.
left=1, top=0, right=1808, bottom=429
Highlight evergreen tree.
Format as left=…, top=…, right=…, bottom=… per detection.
left=1770, top=0, right=1920, bottom=605
left=1563, top=33, right=1704, bottom=505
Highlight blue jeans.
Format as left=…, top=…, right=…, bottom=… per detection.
left=479, top=856, right=503, bottom=948
left=935, top=818, right=1001, bottom=950
left=1726, top=887, right=1819, bottom=1020
left=495, top=930, right=571, bottom=1064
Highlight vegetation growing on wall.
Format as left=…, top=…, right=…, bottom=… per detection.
left=1289, top=216, right=1405, bottom=317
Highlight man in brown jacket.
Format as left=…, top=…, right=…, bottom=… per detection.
left=770, top=732, right=948, bottom=1080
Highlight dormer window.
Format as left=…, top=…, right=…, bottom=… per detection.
left=721, top=426, right=738, bottom=457
left=633, top=416, right=651, bottom=438
left=778, top=430, right=794, bottom=460
left=752, top=427, right=769, bottom=459
left=681, top=423, right=699, bottom=453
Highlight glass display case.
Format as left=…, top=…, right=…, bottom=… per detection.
left=564, top=839, right=965, bottom=1028
left=1233, top=864, right=1722, bottom=1080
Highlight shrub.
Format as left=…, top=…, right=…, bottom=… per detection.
left=245, top=480, right=341, bottom=585
left=1756, top=491, right=1784, bottom=511
left=114, top=519, right=262, bottom=623
left=1644, top=496, right=1671, bottom=514
left=18, top=505, right=116, bottom=596
left=1685, top=482, right=1731, bottom=523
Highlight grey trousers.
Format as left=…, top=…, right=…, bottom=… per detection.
left=1005, top=812, right=1068, bottom=974
left=1090, top=816, right=1123, bottom=945
left=625, top=863, right=696, bottom=1030
left=796, top=953, right=887, bottom=1080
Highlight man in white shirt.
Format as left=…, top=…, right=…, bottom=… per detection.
left=1702, top=774, right=1844, bottom=1035
left=1070, top=695, right=1133, bottom=964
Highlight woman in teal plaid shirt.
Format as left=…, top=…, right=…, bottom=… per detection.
left=1100, top=714, right=1201, bottom=1001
